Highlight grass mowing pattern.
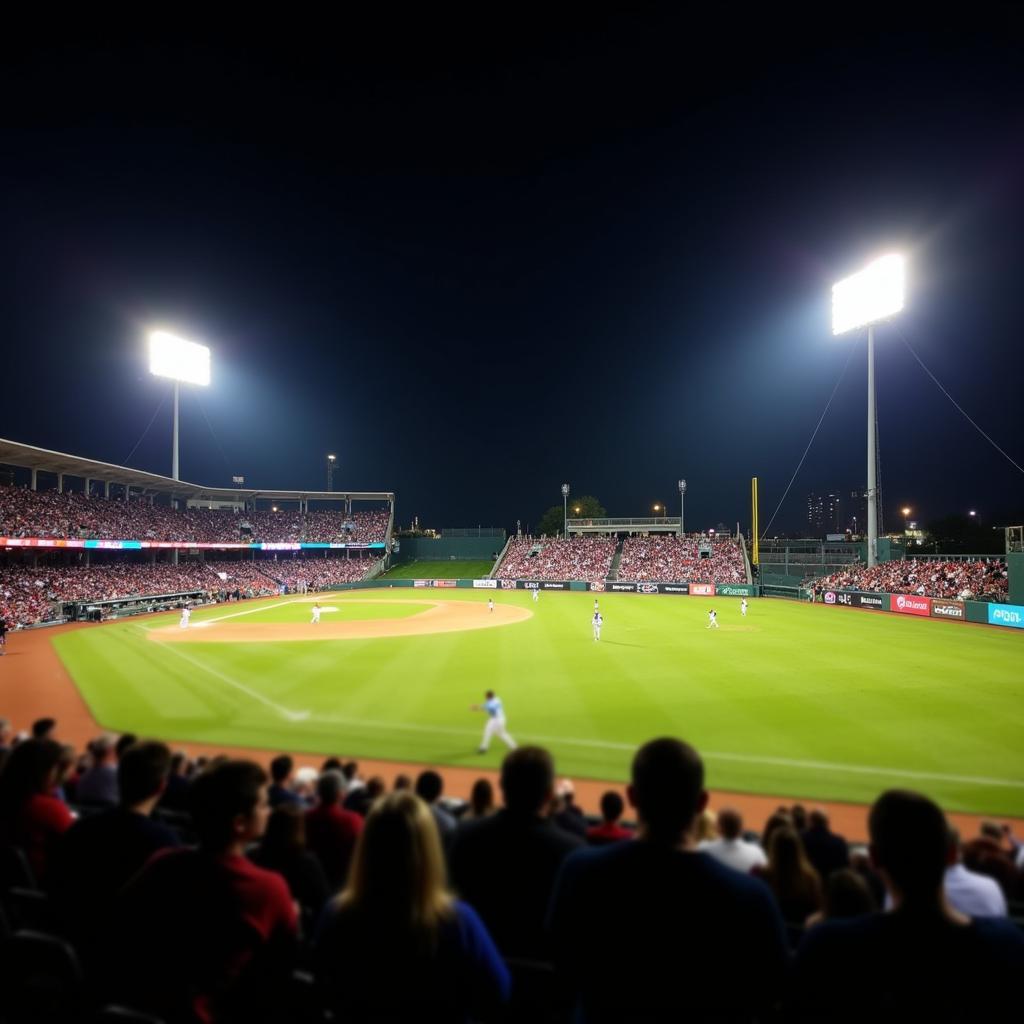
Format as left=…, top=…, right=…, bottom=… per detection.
left=50, top=591, right=1024, bottom=814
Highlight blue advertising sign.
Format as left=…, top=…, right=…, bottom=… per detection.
left=988, top=603, right=1024, bottom=629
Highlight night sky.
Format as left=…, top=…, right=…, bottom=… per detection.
left=3, top=10, right=1024, bottom=534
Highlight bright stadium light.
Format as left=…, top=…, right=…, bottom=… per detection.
left=831, top=254, right=906, bottom=567
left=149, top=331, right=211, bottom=386
left=831, top=254, right=905, bottom=336
left=148, top=330, right=211, bottom=482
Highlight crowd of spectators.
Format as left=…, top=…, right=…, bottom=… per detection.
left=0, top=720, right=1021, bottom=1021
left=0, top=485, right=390, bottom=545
left=811, top=559, right=1009, bottom=602
left=617, top=534, right=748, bottom=583
left=0, top=554, right=378, bottom=626
left=498, top=537, right=616, bottom=581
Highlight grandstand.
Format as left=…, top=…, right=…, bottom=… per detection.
left=0, top=438, right=394, bottom=627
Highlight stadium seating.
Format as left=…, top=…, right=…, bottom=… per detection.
left=497, top=537, right=616, bottom=581
left=617, top=534, right=747, bottom=583
left=811, top=559, right=1009, bottom=602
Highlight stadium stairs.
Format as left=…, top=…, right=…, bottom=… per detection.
left=607, top=538, right=625, bottom=581
left=489, top=535, right=512, bottom=578
left=738, top=533, right=753, bottom=584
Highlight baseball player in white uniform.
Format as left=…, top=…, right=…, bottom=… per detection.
left=471, top=690, right=517, bottom=753
left=531, top=587, right=539, bottom=603
left=741, top=598, right=748, bottom=617
left=594, top=599, right=599, bottom=613
left=707, top=608, right=718, bottom=629
left=179, top=606, right=191, bottom=629
left=311, top=603, right=322, bottom=625
left=592, top=610, right=603, bottom=640
left=488, top=598, right=494, bottom=613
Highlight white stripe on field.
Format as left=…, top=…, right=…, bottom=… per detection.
left=147, top=632, right=308, bottom=721
left=305, top=713, right=1024, bottom=789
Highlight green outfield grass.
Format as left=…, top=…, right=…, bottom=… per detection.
left=378, top=560, right=495, bottom=579
left=50, top=591, right=1024, bottom=815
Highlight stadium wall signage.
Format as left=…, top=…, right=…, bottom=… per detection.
left=433, top=579, right=458, bottom=588
left=893, top=593, right=932, bottom=616
left=472, top=579, right=498, bottom=589
left=688, top=583, right=715, bottom=596
left=930, top=599, right=965, bottom=620
left=988, top=603, right=1024, bottom=629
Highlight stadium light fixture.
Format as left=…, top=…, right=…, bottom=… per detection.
left=327, top=453, right=337, bottom=492
left=969, top=509, right=977, bottom=517
left=678, top=479, right=687, bottom=537
left=831, top=254, right=906, bottom=568
left=148, top=330, right=211, bottom=482
left=561, top=483, right=570, bottom=538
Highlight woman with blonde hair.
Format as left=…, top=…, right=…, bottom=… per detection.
left=314, top=791, right=509, bottom=1021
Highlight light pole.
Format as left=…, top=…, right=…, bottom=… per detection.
left=149, top=330, right=211, bottom=481
left=678, top=479, right=686, bottom=537
left=832, top=254, right=905, bottom=567
left=902, top=506, right=911, bottom=534
left=561, top=483, right=570, bottom=538
left=327, top=453, right=337, bottom=492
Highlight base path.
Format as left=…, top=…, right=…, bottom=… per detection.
left=150, top=599, right=532, bottom=643
left=2, top=616, right=1023, bottom=843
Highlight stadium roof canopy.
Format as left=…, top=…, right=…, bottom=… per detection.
left=0, top=438, right=392, bottom=503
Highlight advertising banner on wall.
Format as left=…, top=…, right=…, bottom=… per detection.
left=413, top=580, right=430, bottom=588
left=930, top=599, right=965, bottom=620
left=660, top=584, right=690, bottom=595
left=688, top=583, right=715, bottom=596
left=589, top=581, right=606, bottom=592
left=893, top=593, right=932, bottom=616
left=472, top=579, right=497, bottom=589
left=988, top=603, right=1024, bottom=629
left=433, top=580, right=457, bottom=588
left=608, top=582, right=640, bottom=593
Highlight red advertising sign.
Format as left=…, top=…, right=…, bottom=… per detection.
left=892, top=593, right=931, bottom=616
left=433, top=579, right=457, bottom=588
left=688, top=583, right=715, bottom=596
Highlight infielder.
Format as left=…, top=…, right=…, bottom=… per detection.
left=311, top=603, right=322, bottom=625
left=488, top=598, right=494, bottom=613
left=741, top=598, right=748, bottom=617
left=592, top=610, right=603, bottom=641
left=471, top=690, right=517, bottom=753
left=179, top=606, right=191, bottom=629
left=707, top=608, right=718, bottom=629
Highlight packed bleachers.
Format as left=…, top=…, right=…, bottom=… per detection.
left=0, top=485, right=390, bottom=545
left=270, top=557, right=378, bottom=590
left=811, top=559, right=1009, bottom=603
left=0, top=723, right=1020, bottom=1022
left=497, top=537, right=616, bottom=581
left=617, top=534, right=747, bottom=583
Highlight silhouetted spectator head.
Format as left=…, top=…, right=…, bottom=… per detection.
left=717, top=807, right=743, bottom=841
left=808, top=808, right=830, bottom=832
left=270, top=755, right=293, bottom=784
left=822, top=868, right=877, bottom=920
left=365, top=776, right=386, bottom=802
left=321, top=757, right=343, bottom=773
left=119, top=741, right=172, bottom=808
left=0, top=738, right=65, bottom=813
left=260, top=803, right=306, bottom=856
left=869, top=789, right=948, bottom=905
left=317, top=770, right=346, bottom=807
left=629, top=737, right=706, bottom=843
left=342, top=762, right=359, bottom=783
left=791, top=804, right=808, bottom=831
left=600, top=791, right=625, bottom=824
left=394, top=774, right=412, bottom=791
left=500, top=746, right=554, bottom=815
left=415, top=770, right=444, bottom=805
left=762, top=811, right=793, bottom=850
left=115, top=733, right=138, bottom=760
left=90, top=734, right=116, bottom=764
left=189, top=759, right=269, bottom=852
left=469, top=778, right=494, bottom=817
left=31, top=718, right=56, bottom=741
left=169, top=752, right=189, bottom=778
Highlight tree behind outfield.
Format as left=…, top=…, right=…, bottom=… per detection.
left=536, top=495, right=607, bottom=537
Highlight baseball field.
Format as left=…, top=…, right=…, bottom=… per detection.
left=47, top=589, right=1024, bottom=816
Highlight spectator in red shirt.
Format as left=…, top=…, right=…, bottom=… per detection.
left=305, top=769, right=364, bottom=890
left=113, top=759, right=298, bottom=1023
left=587, top=791, right=634, bottom=846
left=0, top=738, right=74, bottom=884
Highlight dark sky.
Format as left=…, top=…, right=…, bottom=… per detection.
left=3, top=9, right=1024, bottom=534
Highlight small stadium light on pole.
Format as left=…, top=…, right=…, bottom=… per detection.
left=561, top=483, right=570, bottom=538
left=832, top=253, right=905, bottom=568
left=678, top=479, right=687, bottom=537
left=149, top=330, right=211, bottom=481
left=327, top=453, right=337, bottom=492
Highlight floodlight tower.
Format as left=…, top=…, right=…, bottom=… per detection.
left=561, top=483, right=570, bottom=538
left=831, top=254, right=905, bottom=567
left=327, top=453, right=337, bottom=492
left=678, top=479, right=687, bottom=537
left=149, top=331, right=211, bottom=481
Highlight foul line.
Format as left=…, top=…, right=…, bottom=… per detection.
left=143, top=629, right=308, bottom=721
left=306, top=713, right=1024, bottom=789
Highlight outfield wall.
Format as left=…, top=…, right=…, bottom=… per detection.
left=819, top=587, right=1024, bottom=631
left=394, top=536, right=505, bottom=561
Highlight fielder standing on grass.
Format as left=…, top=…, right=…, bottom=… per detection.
left=471, top=690, right=517, bottom=753
left=311, top=603, right=321, bottom=624
left=592, top=609, right=603, bottom=641
left=741, top=598, right=748, bottom=617
left=179, top=605, right=191, bottom=629
left=532, top=587, right=539, bottom=603
left=707, top=608, right=718, bottom=629
left=488, top=598, right=494, bottom=613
